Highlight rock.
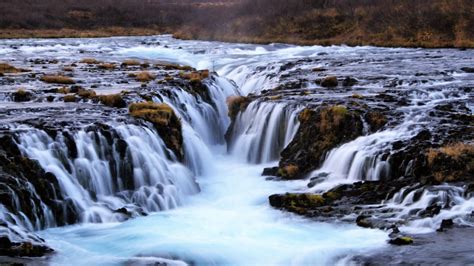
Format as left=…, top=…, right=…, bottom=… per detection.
left=342, top=77, right=358, bottom=86
left=460, top=67, right=474, bottom=73
left=129, top=102, right=183, bottom=160
left=365, top=111, right=388, bottom=132
left=437, top=219, right=454, bottom=232
left=12, top=89, right=32, bottom=102
left=278, top=105, right=364, bottom=179
left=262, top=166, right=279, bottom=176
left=320, top=76, right=338, bottom=87
left=389, top=236, right=414, bottom=245
left=356, top=215, right=374, bottom=228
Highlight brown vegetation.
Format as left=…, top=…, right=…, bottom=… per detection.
left=121, top=60, right=141, bottom=67
left=0, top=0, right=471, bottom=47
left=98, top=94, right=126, bottom=108
left=0, top=63, right=29, bottom=74
left=80, top=58, right=100, bottom=64
left=227, top=96, right=250, bottom=120
left=40, top=75, right=75, bottom=84
left=426, top=143, right=474, bottom=182
left=131, top=71, right=155, bottom=82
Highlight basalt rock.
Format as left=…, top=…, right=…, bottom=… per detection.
left=278, top=105, right=364, bottom=179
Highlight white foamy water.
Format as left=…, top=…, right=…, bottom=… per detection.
left=39, top=156, right=387, bottom=266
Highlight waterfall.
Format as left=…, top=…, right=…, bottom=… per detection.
left=307, top=87, right=469, bottom=191
left=227, top=101, right=301, bottom=164
left=15, top=124, right=199, bottom=226
left=382, top=185, right=474, bottom=233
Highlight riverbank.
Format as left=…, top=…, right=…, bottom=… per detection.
left=1, top=28, right=472, bottom=49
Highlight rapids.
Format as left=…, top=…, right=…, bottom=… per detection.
left=0, top=35, right=472, bottom=264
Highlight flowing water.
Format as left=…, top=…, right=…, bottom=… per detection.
left=0, top=35, right=473, bottom=264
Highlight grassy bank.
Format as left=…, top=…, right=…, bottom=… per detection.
left=0, top=0, right=472, bottom=48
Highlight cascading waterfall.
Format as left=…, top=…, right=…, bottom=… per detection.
left=307, top=87, right=470, bottom=192
left=15, top=124, right=198, bottom=226
left=227, top=101, right=302, bottom=164
left=384, top=185, right=474, bottom=233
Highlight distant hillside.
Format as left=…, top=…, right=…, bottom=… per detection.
left=0, top=0, right=472, bottom=47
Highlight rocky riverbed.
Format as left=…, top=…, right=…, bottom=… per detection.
left=0, top=36, right=473, bottom=264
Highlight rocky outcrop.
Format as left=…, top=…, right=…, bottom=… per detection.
left=277, top=105, right=364, bottom=179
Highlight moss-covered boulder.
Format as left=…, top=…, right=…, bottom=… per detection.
left=226, top=96, right=251, bottom=121
left=12, top=89, right=32, bottom=102
left=425, top=143, right=474, bottom=183
left=129, top=102, right=183, bottom=160
left=278, top=105, right=364, bottom=179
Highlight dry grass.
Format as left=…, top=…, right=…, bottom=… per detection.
left=129, top=102, right=175, bottom=126
left=80, top=58, right=100, bottom=64
left=319, top=105, right=349, bottom=131
left=226, top=95, right=249, bottom=119
left=98, top=63, right=116, bottom=70
left=57, top=87, right=70, bottom=94
left=0, top=28, right=162, bottom=39
left=99, top=94, right=126, bottom=108
left=77, top=89, right=96, bottom=99
left=179, top=70, right=210, bottom=82
left=0, top=63, right=29, bottom=74
left=132, top=71, right=155, bottom=82
left=62, top=66, right=74, bottom=72
left=63, top=94, right=77, bottom=102
left=40, top=75, right=75, bottom=84
left=278, top=164, right=300, bottom=179
left=121, top=60, right=141, bottom=67
left=427, top=143, right=474, bottom=165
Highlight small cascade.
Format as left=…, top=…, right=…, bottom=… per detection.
left=227, top=101, right=301, bottom=164
left=15, top=124, right=199, bottom=227
left=153, top=76, right=238, bottom=174
left=307, top=87, right=469, bottom=191
left=384, top=184, right=474, bottom=232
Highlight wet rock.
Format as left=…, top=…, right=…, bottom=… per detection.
left=129, top=102, right=184, bottom=160
left=342, top=77, right=358, bottom=86
left=320, top=76, right=338, bottom=87
left=278, top=105, right=364, bottom=179
left=12, top=89, right=32, bottom=102
left=460, top=67, right=474, bottom=73
left=356, top=215, right=374, bottom=228
left=437, top=219, right=454, bottom=232
left=365, top=111, right=388, bottom=132
left=262, top=167, right=279, bottom=176
left=389, top=236, right=414, bottom=245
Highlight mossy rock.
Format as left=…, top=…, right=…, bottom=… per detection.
left=389, top=236, right=414, bottom=245
left=129, top=102, right=183, bottom=160
left=320, top=76, right=338, bottom=87
left=12, top=89, right=32, bottom=102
